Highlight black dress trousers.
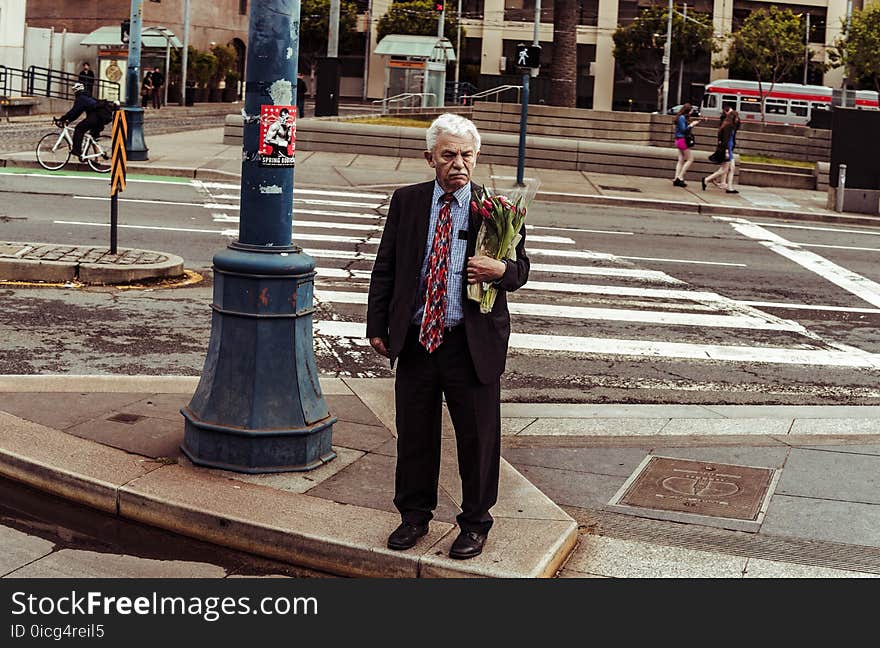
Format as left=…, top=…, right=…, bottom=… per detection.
left=393, top=325, right=501, bottom=535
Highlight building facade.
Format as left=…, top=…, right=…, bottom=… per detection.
left=25, top=0, right=248, bottom=54
left=381, top=0, right=870, bottom=110
left=0, top=0, right=27, bottom=69
left=14, top=0, right=876, bottom=109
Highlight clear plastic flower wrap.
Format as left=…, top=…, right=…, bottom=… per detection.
left=467, top=179, right=541, bottom=314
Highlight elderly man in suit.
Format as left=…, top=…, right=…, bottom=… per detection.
left=366, top=113, right=529, bottom=560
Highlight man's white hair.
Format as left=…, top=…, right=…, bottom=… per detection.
left=425, top=113, right=481, bottom=153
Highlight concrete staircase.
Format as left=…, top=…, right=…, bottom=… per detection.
left=737, top=161, right=817, bottom=190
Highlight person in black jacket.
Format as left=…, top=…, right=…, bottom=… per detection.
left=77, top=63, right=95, bottom=96
left=150, top=67, right=165, bottom=109
left=58, top=83, right=111, bottom=161
left=366, top=113, right=530, bottom=560
left=297, top=72, right=307, bottom=119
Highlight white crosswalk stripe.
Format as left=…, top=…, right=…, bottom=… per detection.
left=186, top=184, right=880, bottom=370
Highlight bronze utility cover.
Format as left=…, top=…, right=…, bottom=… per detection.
left=605, top=455, right=780, bottom=533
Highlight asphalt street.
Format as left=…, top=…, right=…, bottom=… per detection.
left=3, top=167, right=880, bottom=404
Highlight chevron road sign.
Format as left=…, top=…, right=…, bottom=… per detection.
left=111, top=110, right=128, bottom=196
left=109, top=110, right=128, bottom=254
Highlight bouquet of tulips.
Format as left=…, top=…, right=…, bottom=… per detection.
left=467, top=180, right=540, bottom=314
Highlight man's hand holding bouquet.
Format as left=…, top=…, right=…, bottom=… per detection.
left=467, top=180, right=540, bottom=314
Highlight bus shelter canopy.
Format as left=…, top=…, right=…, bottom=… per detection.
left=81, top=26, right=182, bottom=49
left=374, top=35, right=456, bottom=63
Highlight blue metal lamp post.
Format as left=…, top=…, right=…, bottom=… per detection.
left=125, top=0, right=149, bottom=161
left=181, top=0, right=336, bottom=473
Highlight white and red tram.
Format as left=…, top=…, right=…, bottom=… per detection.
left=700, top=78, right=879, bottom=125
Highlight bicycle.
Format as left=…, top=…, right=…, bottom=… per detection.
left=36, top=117, right=111, bottom=173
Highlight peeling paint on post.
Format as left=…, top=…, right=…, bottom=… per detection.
left=269, top=80, right=293, bottom=107
left=180, top=0, right=336, bottom=474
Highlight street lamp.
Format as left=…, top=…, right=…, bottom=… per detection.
left=803, top=13, right=810, bottom=85
left=124, top=0, right=148, bottom=160
left=661, top=0, right=672, bottom=114
left=665, top=4, right=711, bottom=109
left=181, top=0, right=337, bottom=473
left=180, top=0, right=190, bottom=106
left=453, top=0, right=463, bottom=101
left=842, top=0, right=853, bottom=90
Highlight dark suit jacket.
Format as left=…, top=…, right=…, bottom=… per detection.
left=366, top=180, right=530, bottom=384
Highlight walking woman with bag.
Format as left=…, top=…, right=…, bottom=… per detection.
left=702, top=109, right=740, bottom=194
left=673, top=103, right=701, bottom=187
left=140, top=71, right=154, bottom=108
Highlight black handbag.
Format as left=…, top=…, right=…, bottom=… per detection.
left=708, top=149, right=724, bottom=164
left=685, top=132, right=696, bottom=148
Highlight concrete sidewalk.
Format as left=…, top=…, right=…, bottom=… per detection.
left=2, top=375, right=879, bottom=578
left=0, top=376, right=576, bottom=578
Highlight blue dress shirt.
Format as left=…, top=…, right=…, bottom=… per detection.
left=412, top=182, right=471, bottom=329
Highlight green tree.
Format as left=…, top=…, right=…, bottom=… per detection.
left=299, top=0, right=359, bottom=75
left=719, top=6, right=812, bottom=120
left=550, top=0, right=578, bottom=108
left=210, top=44, right=238, bottom=87
left=192, top=50, right=218, bottom=88
left=170, top=45, right=198, bottom=84
left=377, top=1, right=459, bottom=46
left=613, top=4, right=714, bottom=111
left=828, top=4, right=880, bottom=93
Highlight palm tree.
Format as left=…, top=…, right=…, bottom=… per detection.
left=550, top=0, right=578, bottom=107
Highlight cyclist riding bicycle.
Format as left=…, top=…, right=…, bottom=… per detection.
left=57, top=82, right=115, bottom=162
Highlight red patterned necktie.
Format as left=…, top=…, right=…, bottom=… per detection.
left=419, top=192, right=456, bottom=353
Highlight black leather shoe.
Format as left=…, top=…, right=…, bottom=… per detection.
left=449, top=530, right=487, bottom=560
left=387, top=522, right=428, bottom=550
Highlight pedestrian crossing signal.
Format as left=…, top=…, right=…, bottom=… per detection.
left=434, top=1, right=444, bottom=11
left=515, top=43, right=541, bottom=69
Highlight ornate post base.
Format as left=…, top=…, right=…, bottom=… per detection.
left=181, top=244, right=337, bottom=473
left=123, top=106, right=149, bottom=161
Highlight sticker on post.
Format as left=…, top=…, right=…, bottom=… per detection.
left=259, top=105, right=296, bottom=167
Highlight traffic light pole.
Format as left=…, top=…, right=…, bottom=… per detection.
left=315, top=0, right=341, bottom=116
left=180, top=0, right=337, bottom=473
left=516, top=0, right=540, bottom=186
left=124, top=0, right=148, bottom=160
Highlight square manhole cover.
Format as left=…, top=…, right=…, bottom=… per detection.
left=605, top=455, right=780, bottom=533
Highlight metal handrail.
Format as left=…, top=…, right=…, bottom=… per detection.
left=460, top=85, right=522, bottom=106
left=27, top=65, right=121, bottom=101
left=0, top=64, right=120, bottom=102
left=372, top=92, right=437, bottom=114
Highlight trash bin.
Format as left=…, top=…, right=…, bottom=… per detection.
left=185, top=85, right=195, bottom=106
